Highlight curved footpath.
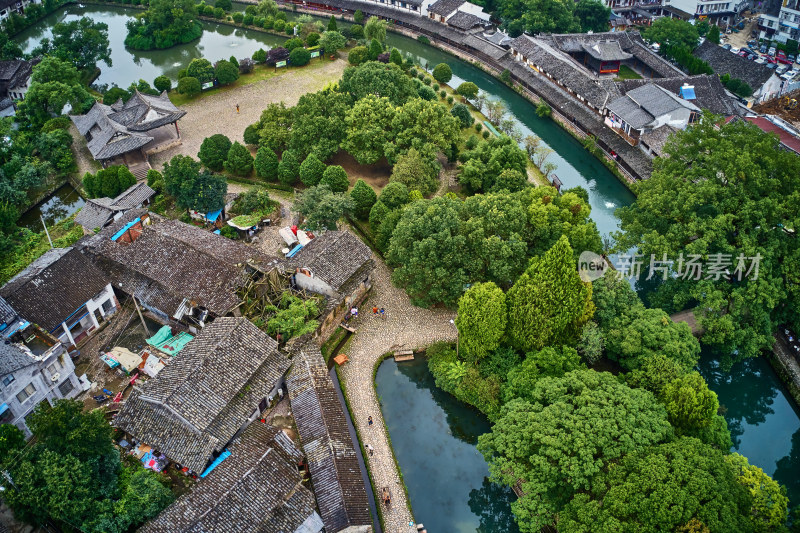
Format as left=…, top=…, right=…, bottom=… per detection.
left=338, top=243, right=456, bottom=532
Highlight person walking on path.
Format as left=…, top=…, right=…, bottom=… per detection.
left=368, top=416, right=373, bottom=426
left=351, top=306, right=358, bottom=318
left=235, top=103, right=240, bottom=113
left=372, top=306, right=378, bottom=315
left=379, top=308, right=386, bottom=319
left=365, top=443, right=374, bottom=456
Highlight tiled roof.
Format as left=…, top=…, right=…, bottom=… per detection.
left=428, top=0, right=465, bottom=16
left=0, top=295, right=17, bottom=328
left=110, top=91, right=187, bottom=132
left=447, top=11, right=484, bottom=30
left=694, top=40, right=775, bottom=91
left=285, top=231, right=373, bottom=294
left=607, top=94, right=655, bottom=129
left=619, top=74, right=740, bottom=115
left=581, top=41, right=633, bottom=62
left=0, top=248, right=110, bottom=332
left=0, top=60, right=34, bottom=93
left=114, top=317, right=291, bottom=473
left=76, top=183, right=157, bottom=231
left=287, top=342, right=372, bottom=532
left=0, top=341, right=36, bottom=378
left=139, top=423, right=322, bottom=533
left=640, top=125, right=678, bottom=156
left=80, top=211, right=279, bottom=317
left=607, top=83, right=699, bottom=129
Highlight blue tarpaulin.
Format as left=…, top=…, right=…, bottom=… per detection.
left=0, top=403, right=8, bottom=416
left=201, top=449, right=231, bottom=478
left=111, top=217, right=141, bottom=241
left=679, top=86, right=697, bottom=100
left=286, top=244, right=303, bottom=258
left=206, top=209, right=222, bottom=223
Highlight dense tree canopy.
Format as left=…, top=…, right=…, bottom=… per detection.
left=16, top=57, right=93, bottom=129
left=350, top=179, right=377, bottom=219
left=163, top=155, right=227, bottom=213
left=295, top=184, right=353, bottom=230
left=456, top=282, right=508, bottom=361
left=32, top=17, right=111, bottom=71
left=339, top=61, right=417, bottom=106
left=248, top=103, right=294, bottom=153
left=288, top=88, right=348, bottom=160
left=642, top=17, right=700, bottom=49
left=389, top=147, right=439, bottom=197
left=478, top=370, right=673, bottom=531
left=559, top=438, right=754, bottom=533
left=198, top=133, right=232, bottom=171
left=364, top=16, right=388, bottom=42
left=125, top=0, right=203, bottom=50
left=615, top=115, right=800, bottom=366
left=497, top=0, right=580, bottom=35
left=575, top=0, right=611, bottom=32
left=343, top=95, right=396, bottom=164
left=83, top=165, right=136, bottom=200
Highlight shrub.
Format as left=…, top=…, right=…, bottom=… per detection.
left=153, top=75, right=172, bottom=92
left=475, top=123, right=483, bottom=132
left=289, top=47, right=311, bottom=66
left=353, top=9, right=364, bottom=23
left=215, top=0, right=231, bottom=9
left=285, top=37, right=304, bottom=51
left=220, top=226, right=238, bottom=239
left=536, top=102, right=552, bottom=117
left=238, top=57, right=255, bottom=74
left=224, top=141, right=254, bottom=176
left=198, top=134, right=232, bottom=171
left=306, top=32, right=320, bottom=47
left=447, top=95, right=453, bottom=105
left=451, top=103, right=474, bottom=128
left=456, top=81, right=479, bottom=99
left=465, top=135, right=480, bottom=150
left=500, top=68, right=511, bottom=84
left=243, top=14, right=254, bottom=25
left=299, top=153, right=326, bottom=186
left=390, top=48, right=403, bottom=66
left=417, top=35, right=430, bottom=44
left=103, top=86, right=129, bottom=105
left=482, top=130, right=490, bottom=139
left=214, top=60, right=240, bottom=85
left=368, top=38, right=383, bottom=60
left=275, top=11, right=286, bottom=20
left=252, top=48, right=268, bottom=63
left=350, top=179, right=377, bottom=219
left=422, top=77, right=431, bottom=86
left=285, top=24, right=295, bottom=35
left=146, top=169, right=164, bottom=192
left=320, top=165, right=349, bottom=192
left=274, top=19, right=286, bottom=32
left=378, top=181, right=410, bottom=209
left=377, top=52, right=390, bottom=63
left=41, top=117, right=71, bottom=132
left=254, top=16, right=264, bottom=27
left=440, top=90, right=446, bottom=99
left=244, top=5, right=256, bottom=15
left=254, top=146, right=279, bottom=180
left=187, top=58, right=214, bottom=83
left=350, top=24, right=364, bottom=39
left=213, top=7, right=224, bottom=18
left=232, top=12, right=244, bottom=23
left=277, top=149, right=300, bottom=185
left=263, top=16, right=274, bottom=29
left=202, top=4, right=214, bottom=15
left=369, top=200, right=389, bottom=231
left=348, top=46, right=369, bottom=65
left=409, top=67, right=417, bottom=77
left=177, top=77, right=201, bottom=97
left=432, top=63, right=452, bottom=84
left=417, top=85, right=437, bottom=101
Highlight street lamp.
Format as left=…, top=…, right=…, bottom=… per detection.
left=449, top=318, right=459, bottom=359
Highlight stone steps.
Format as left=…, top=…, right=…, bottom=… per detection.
left=393, top=350, right=414, bottom=362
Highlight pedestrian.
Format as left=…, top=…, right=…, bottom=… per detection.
left=379, top=308, right=385, bottom=319
left=235, top=103, right=240, bottom=113
left=368, top=416, right=373, bottom=426
left=372, top=306, right=378, bottom=315
left=351, top=306, right=358, bottom=318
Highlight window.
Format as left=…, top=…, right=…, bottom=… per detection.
left=16, top=383, right=36, bottom=403
left=2, top=375, right=14, bottom=387
left=58, top=379, right=74, bottom=396
left=47, top=362, right=59, bottom=375
left=102, top=299, right=114, bottom=313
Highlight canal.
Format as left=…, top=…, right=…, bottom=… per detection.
left=16, top=183, right=85, bottom=232
left=17, top=5, right=800, bottom=523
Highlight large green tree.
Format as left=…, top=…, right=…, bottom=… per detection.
left=16, top=57, right=93, bottom=129
left=163, top=155, right=227, bottom=213
left=339, top=61, right=417, bottom=106
left=497, top=0, right=580, bottom=35
left=343, top=95, right=396, bottom=164
left=456, top=282, right=508, bottom=361
left=350, top=179, right=377, bottom=219
left=505, top=236, right=594, bottom=352
left=724, top=453, right=789, bottom=532
left=295, top=184, right=353, bottom=230
left=479, top=370, right=673, bottom=531
left=642, top=17, right=700, bottom=49
left=249, top=103, right=294, bottom=153
left=198, top=133, right=232, bottom=171
left=363, top=16, right=387, bottom=42
left=388, top=97, right=460, bottom=164
left=288, top=88, right=348, bottom=160
left=125, top=0, right=203, bottom=50
left=615, top=115, right=800, bottom=366
left=83, top=165, right=136, bottom=199
left=575, top=0, right=611, bottom=33
left=32, top=17, right=111, bottom=71
left=559, top=438, right=754, bottom=533
left=224, top=141, right=254, bottom=176
left=389, top=147, right=439, bottom=197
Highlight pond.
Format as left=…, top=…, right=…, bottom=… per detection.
left=16, top=183, right=85, bottom=232
left=375, top=357, right=520, bottom=533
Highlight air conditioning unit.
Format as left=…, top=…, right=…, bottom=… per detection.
left=50, top=373, right=60, bottom=382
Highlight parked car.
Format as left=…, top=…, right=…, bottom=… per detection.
left=781, top=69, right=798, bottom=80
left=766, top=62, right=778, bottom=70
left=777, top=65, right=789, bottom=75
left=722, top=43, right=732, bottom=50
left=767, top=55, right=778, bottom=64
left=755, top=57, right=767, bottom=64
left=768, top=46, right=777, bottom=56
left=760, top=44, right=768, bottom=53
left=747, top=39, right=758, bottom=47
left=730, top=47, right=741, bottom=54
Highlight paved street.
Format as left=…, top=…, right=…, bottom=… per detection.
left=338, top=245, right=456, bottom=532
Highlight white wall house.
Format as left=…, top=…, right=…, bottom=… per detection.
left=663, top=0, right=747, bottom=25
left=0, top=0, right=41, bottom=22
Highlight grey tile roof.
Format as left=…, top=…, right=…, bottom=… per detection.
left=285, top=232, right=373, bottom=294
left=0, top=248, right=110, bottom=332
left=0, top=296, right=17, bottom=328
left=581, top=41, right=633, bottom=62
left=694, top=40, right=775, bottom=91
left=640, top=125, right=678, bottom=156
left=619, top=74, right=740, bottom=115
left=287, top=342, right=372, bottom=532
left=140, top=422, right=322, bottom=533
left=607, top=83, right=698, bottom=129
left=0, top=60, right=33, bottom=94
left=70, top=92, right=185, bottom=161
left=428, top=0, right=465, bottom=16
left=76, top=183, right=156, bottom=231
left=0, top=341, right=36, bottom=378
left=447, top=11, right=484, bottom=30
left=114, top=317, right=291, bottom=473
left=80, top=211, right=278, bottom=317
left=607, top=94, right=655, bottom=129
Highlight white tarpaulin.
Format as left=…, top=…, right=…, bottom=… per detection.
left=279, top=226, right=298, bottom=245
left=107, top=347, right=141, bottom=374
left=143, top=353, right=165, bottom=377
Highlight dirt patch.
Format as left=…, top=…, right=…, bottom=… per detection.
left=753, top=89, right=800, bottom=128
left=328, top=150, right=392, bottom=192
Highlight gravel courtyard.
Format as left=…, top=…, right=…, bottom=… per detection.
left=149, top=60, right=348, bottom=168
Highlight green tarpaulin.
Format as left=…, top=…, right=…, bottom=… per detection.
left=146, top=326, right=194, bottom=357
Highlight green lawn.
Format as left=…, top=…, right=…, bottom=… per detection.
left=615, top=65, right=643, bottom=80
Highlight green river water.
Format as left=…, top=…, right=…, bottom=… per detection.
left=16, top=8, right=800, bottom=528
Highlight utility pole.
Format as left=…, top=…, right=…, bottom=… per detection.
left=41, top=215, right=53, bottom=249
left=132, top=294, right=151, bottom=337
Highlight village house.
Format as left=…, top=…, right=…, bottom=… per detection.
left=426, top=0, right=491, bottom=31
left=140, top=422, right=324, bottom=533
left=0, top=248, right=118, bottom=348
left=617, top=73, right=742, bottom=117
left=282, top=231, right=374, bottom=340
left=758, top=0, right=800, bottom=44
left=69, top=90, right=186, bottom=179
left=114, top=317, right=291, bottom=475
left=75, top=181, right=156, bottom=234
left=1, top=297, right=82, bottom=438
left=0, top=59, right=36, bottom=117
left=286, top=340, right=373, bottom=533
left=727, top=115, right=800, bottom=155
left=693, top=40, right=784, bottom=103
left=605, top=83, right=701, bottom=153
left=0, top=0, right=39, bottom=21
left=662, top=0, right=747, bottom=27
left=78, top=210, right=279, bottom=329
